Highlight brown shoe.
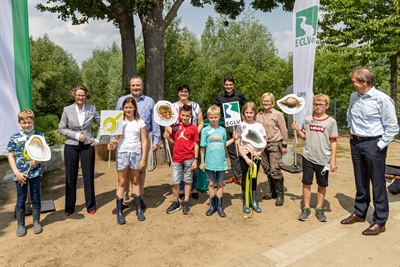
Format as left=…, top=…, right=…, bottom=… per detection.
left=225, top=176, right=236, bottom=183
left=362, top=224, right=386, bottom=236
left=112, top=203, right=129, bottom=214
left=340, top=214, right=366, bottom=224
left=234, top=179, right=242, bottom=186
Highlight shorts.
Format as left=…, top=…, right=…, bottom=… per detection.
left=302, top=156, right=329, bottom=187
left=205, top=170, right=225, bottom=183
left=171, top=159, right=194, bottom=185
left=116, top=152, right=141, bottom=171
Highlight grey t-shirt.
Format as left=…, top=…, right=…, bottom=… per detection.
left=301, top=114, right=338, bottom=166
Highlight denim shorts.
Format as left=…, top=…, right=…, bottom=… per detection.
left=116, top=152, right=141, bottom=171
left=205, top=170, right=225, bottom=183
left=171, top=159, right=194, bottom=185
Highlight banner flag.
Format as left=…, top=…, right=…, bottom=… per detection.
left=0, top=0, right=32, bottom=155
left=292, top=0, right=320, bottom=127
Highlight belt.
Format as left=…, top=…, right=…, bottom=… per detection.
left=352, top=135, right=381, bottom=141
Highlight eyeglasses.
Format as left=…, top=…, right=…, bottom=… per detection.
left=75, top=94, right=86, bottom=98
left=313, top=104, right=325, bottom=107
left=262, top=100, right=272, bottom=104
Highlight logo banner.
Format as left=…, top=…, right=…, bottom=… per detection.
left=293, top=0, right=320, bottom=127
left=222, top=101, right=241, bottom=127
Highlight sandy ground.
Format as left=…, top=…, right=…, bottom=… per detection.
left=0, top=135, right=399, bottom=267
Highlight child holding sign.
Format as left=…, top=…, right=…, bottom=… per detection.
left=7, top=109, right=45, bottom=236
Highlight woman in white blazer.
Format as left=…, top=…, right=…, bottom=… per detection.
left=58, top=85, right=100, bottom=216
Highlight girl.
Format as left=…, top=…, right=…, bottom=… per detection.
left=108, top=97, right=148, bottom=224
left=236, top=102, right=267, bottom=214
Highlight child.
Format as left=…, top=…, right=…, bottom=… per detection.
left=7, top=109, right=45, bottom=236
left=236, top=102, right=267, bottom=214
left=108, top=97, right=148, bottom=224
left=199, top=106, right=235, bottom=217
left=164, top=104, right=199, bottom=215
left=292, top=93, right=338, bottom=222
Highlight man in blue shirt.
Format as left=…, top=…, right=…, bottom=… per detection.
left=341, top=67, right=399, bottom=236
left=113, top=76, right=161, bottom=213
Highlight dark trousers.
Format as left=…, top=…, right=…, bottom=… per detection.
left=64, top=143, right=96, bottom=213
left=226, top=127, right=242, bottom=180
left=350, top=139, right=388, bottom=226
left=240, top=153, right=261, bottom=191
left=15, top=176, right=41, bottom=211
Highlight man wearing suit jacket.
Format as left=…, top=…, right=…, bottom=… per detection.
left=58, top=85, right=101, bottom=216
left=114, top=76, right=161, bottom=212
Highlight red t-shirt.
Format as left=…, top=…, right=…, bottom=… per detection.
left=171, top=123, right=199, bottom=162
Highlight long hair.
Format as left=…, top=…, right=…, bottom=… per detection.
left=241, top=102, right=257, bottom=121
left=122, top=97, right=140, bottom=120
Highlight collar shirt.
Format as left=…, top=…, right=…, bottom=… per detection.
left=115, top=93, right=161, bottom=145
left=256, top=108, right=288, bottom=145
left=213, top=90, right=247, bottom=109
left=347, top=86, right=399, bottom=148
left=75, top=103, right=86, bottom=126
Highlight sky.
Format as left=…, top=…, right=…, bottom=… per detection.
left=27, top=0, right=293, bottom=65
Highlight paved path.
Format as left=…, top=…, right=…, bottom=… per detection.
left=223, top=209, right=400, bottom=266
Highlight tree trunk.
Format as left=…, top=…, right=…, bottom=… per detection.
left=116, top=12, right=137, bottom=95
left=390, top=54, right=398, bottom=109
left=139, top=2, right=165, bottom=102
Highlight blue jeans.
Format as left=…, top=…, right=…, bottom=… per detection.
left=15, top=176, right=41, bottom=211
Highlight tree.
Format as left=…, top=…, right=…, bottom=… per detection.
left=37, top=0, right=296, bottom=102
left=319, top=0, right=400, bottom=108
left=37, top=0, right=137, bottom=95
left=30, top=34, right=81, bottom=116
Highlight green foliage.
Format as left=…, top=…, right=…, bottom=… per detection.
left=30, top=35, right=82, bottom=117
left=43, top=131, right=66, bottom=147
left=34, top=114, right=60, bottom=133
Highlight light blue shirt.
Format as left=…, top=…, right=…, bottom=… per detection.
left=115, top=94, right=161, bottom=145
left=347, top=86, right=399, bottom=148
left=200, top=126, right=228, bottom=171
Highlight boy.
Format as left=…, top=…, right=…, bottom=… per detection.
left=199, top=106, right=235, bottom=217
left=292, top=94, right=338, bottom=222
left=7, top=109, right=45, bottom=236
left=164, top=104, right=199, bottom=215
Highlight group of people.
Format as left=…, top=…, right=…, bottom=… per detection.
left=7, top=67, right=398, bottom=237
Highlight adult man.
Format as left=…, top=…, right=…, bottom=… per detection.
left=341, top=67, right=399, bottom=236
left=112, top=76, right=161, bottom=213
left=213, top=76, right=247, bottom=185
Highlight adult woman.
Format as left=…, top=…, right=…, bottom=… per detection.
left=167, top=84, right=204, bottom=199
left=255, top=93, right=288, bottom=206
left=58, top=85, right=100, bottom=216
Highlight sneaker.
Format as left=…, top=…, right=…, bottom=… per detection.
left=315, top=208, right=327, bottom=222
left=182, top=201, right=190, bottom=215
left=298, top=207, right=311, bottom=221
left=166, top=201, right=181, bottom=214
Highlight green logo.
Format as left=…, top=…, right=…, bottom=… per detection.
left=296, top=6, right=318, bottom=37
left=223, top=102, right=240, bottom=119
left=295, top=6, right=318, bottom=47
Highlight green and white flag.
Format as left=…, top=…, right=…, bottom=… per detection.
left=0, top=0, right=32, bottom=155
left=293, top=0, right=320, bottom=127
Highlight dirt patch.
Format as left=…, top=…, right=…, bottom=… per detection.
left=1, top=136, right=399, bottom=266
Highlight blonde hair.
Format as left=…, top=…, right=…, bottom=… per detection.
left=314, top=93, right=330, bottom=106
left=260, top=92, right=276, bottom=106
left=70, top=85, right=91, bottom=100
left=18, top=109, right=35, bottom=122
left=207, top=106, right=220, bottom=117
left=241, top=102, right=258, bottom=120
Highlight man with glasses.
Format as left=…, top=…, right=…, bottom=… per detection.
left=341, top=67, right=399, bottom=235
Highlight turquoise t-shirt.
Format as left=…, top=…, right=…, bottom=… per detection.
left=200, top=126, right=228, bottom=171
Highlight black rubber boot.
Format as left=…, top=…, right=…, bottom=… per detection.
left=275, top=179, right=284, bottom=206
left=263, top=176, right=277, bottom=199
left=242, top=191, right=250, bottom=214
left=32, top=207, right=43, bottom=234
left=216, top=197, right=226, bottom=217
left=206, top=196, right=217, bottom=216
left=251, top=190, right=262, bottom=213
left=134, top=195, right=146, bottom=221
left=16, top=210, right=27, bottom=237
left=116, top=198, right=126, bottom=225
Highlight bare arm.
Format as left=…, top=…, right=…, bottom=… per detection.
left=191, top=141, right=199, bottom=170
left=330, top=138, right=337, bottom=172
left=140, top=127, right=148, bottom=170
left=199, top=146, right=205, bottom=171
left=291, top=121, right=306, bottom=140
left=8, top=151, right=26, bottom=185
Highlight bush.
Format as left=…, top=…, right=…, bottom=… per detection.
left=35, top=114, right=59, bottom=133
left=44, top=130, right=65, bottom=146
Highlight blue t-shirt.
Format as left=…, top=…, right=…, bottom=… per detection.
left=200, top=126, right=228, bottom=171
left=7, top=131, right=44, bottom=181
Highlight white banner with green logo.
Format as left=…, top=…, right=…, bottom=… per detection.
left=293, top=0, right=320, bottom=127
left=0, top=0, right=32, bottom=155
